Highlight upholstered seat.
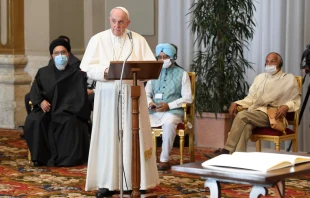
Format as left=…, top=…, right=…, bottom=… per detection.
left=252, top=127, right=294, bottom=136
left=152, top=72, right=196, bottom=164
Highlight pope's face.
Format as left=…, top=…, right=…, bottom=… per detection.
left=109, top=8, right=131, bottom=37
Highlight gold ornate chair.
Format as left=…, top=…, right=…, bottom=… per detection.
left=249, top=76, right=302, bottom=152
left=27, top=101, right=33, bottom=164
left=152, top=72, right=196, bottom=164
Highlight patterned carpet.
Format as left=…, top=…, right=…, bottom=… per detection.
left=1, top=128, right=310, bottom=197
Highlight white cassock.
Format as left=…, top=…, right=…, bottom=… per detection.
left=80, top=29, right=159, bottom=191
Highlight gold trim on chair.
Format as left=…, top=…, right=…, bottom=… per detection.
left=27, top=100, right=33, bottom=164
left=28, top=149, right=32, bottom=164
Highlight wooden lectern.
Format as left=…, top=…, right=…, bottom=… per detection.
left=107, top=61, right=162, bottom=198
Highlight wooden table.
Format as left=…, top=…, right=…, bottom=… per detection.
left=172, top=161, right=310, bottom=198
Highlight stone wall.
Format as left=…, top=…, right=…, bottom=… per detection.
left=0, top=55, right=31, bottom=128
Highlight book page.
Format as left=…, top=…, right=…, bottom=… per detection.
left=202, top=152, right=310, bottom=172
left=234, top=152, right=310, bottom=166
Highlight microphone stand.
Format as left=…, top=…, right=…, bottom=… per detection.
left=118, top=30, right=133, bottom=198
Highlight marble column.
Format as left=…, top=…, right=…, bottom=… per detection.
left=0, top=0, right=31, bottom=128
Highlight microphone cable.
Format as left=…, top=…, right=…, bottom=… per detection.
left=118, top=29, right=134, bottom=196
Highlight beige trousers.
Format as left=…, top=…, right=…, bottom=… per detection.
left=224, top=110, right=269, bottom=152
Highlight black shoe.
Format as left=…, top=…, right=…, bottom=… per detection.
left=157, top=162, right=170, bottom=170
left=140, top=190, right=146, bottom=194
left=124, top=190, right=146, bottom=194
left=20, top=134, right=25, bottom=139
left=33, top=161, right=43, bottom=167
left=96, top=188, right=115, bottom=198
left=204, top=148, right=230, bottom=159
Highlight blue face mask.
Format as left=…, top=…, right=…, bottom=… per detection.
left=54, top=55, right=68, bottom=70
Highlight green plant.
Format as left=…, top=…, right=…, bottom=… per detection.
left=188, top=0, right=256, bottom=115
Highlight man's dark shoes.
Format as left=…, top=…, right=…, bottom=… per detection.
left=33, top=161, right=44, bottom=167
left=124, top=190, right=147, bottom=194
left=157, top=162, right=170, bottom=170
left=204, top=148, right=229, bottom=159
left=96, top=188, right=115, bottom=198
left=140, top=190, right=146, bottom=194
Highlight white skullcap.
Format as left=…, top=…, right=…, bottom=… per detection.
left=111, top=6, right=130, bottom=19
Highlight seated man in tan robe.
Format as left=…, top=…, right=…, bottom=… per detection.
left=206, top=52, right=301, bottom=157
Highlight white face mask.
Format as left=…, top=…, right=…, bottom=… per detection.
left=162, top=59, right=172, bottom=69
left=265, top=65, right=278, bottom=74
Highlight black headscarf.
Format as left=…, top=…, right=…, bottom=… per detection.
left=49, top=38, right=71, bottom=55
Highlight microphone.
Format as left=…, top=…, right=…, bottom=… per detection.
left=127, top=30, right=133, bottom=42
left=120, top=30, right=133, bottom=82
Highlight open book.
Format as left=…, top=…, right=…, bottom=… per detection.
left=202, top=152, right=310, bottom=172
